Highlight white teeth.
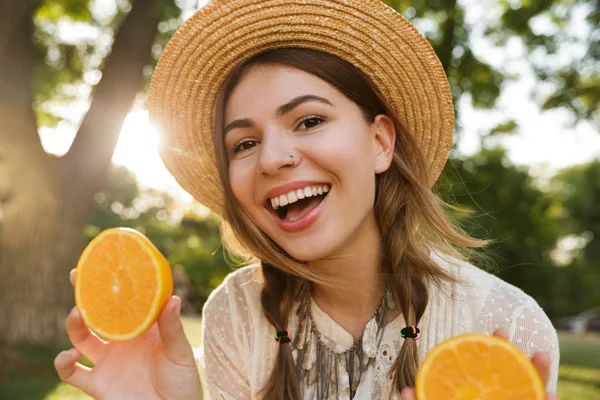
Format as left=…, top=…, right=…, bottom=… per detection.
left=270, top=184, right=331, bottom=209
left=279, top=195, right=289, bottom=207
left=270, top=196, right=280, bottom=209
left=287, top=191, right=297, bottom=203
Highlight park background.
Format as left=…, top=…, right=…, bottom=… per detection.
left=0, top=0, right=599, bottom=398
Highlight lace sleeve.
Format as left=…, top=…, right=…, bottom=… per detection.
left=197, top=280, right=252, bottom=399
left=475, top=283, right=560, bottom=393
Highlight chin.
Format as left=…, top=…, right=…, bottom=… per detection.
left=277, top=235, right=342, bottom=262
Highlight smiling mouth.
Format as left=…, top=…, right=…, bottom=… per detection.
left=267, top=185, right=330, bottom=222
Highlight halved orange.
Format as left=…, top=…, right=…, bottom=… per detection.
left=75, top=227, right=173, bottom=341
left=416, top=333, right=545, bottom=400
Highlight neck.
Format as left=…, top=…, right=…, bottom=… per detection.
left=308, top=213, right=388, bottom=339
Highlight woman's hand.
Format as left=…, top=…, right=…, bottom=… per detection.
left=54, top=269, right=203, bottom=400
left=400, top=329, right=559, bottom=400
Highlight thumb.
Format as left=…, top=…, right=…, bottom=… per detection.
left=158, top=296, right=195, bottom=365
left=400, top=388, right=416, bottom=400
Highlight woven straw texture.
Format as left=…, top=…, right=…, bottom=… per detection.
left=148, top=0, right=455, bottom=214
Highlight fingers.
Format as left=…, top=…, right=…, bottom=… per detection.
left=70, top=268, right=76, bottom=287
left=65, top=307, right=106, bottom=364
left=54, top=347, right=94, bottom=396
left=493, top=328, right=509, bottom=341
left=157, top=296, right=195, bottom=366
left=546, top=392, right=560, bottom=400
left=532, top=351, right=551, bottom=387
left=400, top=388, right=416, bottom=400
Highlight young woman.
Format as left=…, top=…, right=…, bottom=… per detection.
left=55, top=0, right=560, bottom=399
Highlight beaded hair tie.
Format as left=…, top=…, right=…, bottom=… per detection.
left=275, top=329, right=291, bottom=344
left=400, top=325, right=420, bottom=340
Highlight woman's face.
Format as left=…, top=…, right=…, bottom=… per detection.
left=224, top=64, right=395, bottom=261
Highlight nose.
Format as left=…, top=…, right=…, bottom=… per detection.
left=257, top=130, right=297, bottom=176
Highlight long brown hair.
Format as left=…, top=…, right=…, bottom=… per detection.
left=212, top=48, right=485, bottom=398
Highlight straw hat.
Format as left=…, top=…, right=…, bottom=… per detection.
left=148, top=0, right=454, bottom=215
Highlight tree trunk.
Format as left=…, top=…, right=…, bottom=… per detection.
left=0, top=170, right=90, bottom=344
left=438, top=0, right=458, bottom=74
left=0, top=0, right=160, bottom=345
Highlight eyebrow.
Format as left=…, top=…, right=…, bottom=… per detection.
left=223, top=95, right=334, bottom=136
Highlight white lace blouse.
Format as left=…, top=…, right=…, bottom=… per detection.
left=196, top=253, right=560, bottom=399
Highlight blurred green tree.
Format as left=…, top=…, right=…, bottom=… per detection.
left=552, top=161, right=600, bottom=257
left=438, top=147, right=561, bottom=317
left=437, top=144, right=600, bottom=319
left=0, top=0, right=184, bottom=345
left=385, top=0, right=599, bottom=130
left=384, top=0, right=504, bottom=113
left=549, top=161, right=600, bottom=313
left=486, top=0, right=599, bottom=128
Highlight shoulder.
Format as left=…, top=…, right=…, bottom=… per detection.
left=430, top=251, right=556, bottom=336
left=205, top=263, right=264, bottom=302
left=431, top=250, right=535, bottom=306
left=202, top=263, right=264, bottom=321
left=197, top=265, right=267, bottom=397
left=198, top=264, right=266, bottom=371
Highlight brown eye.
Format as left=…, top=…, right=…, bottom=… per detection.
left=299, top=116, right=324, bottom=130
left=233, top=140, right=259, bottom=153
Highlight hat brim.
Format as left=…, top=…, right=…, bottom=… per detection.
left=148, top=0, right=454, bottom=215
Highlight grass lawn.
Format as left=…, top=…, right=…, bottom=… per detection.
left=1, top=320, right=599, bottom=399
left=557, top=332, right=600, bottom=399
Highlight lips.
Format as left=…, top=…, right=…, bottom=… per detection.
left=267, top=189, right=330, bottom=233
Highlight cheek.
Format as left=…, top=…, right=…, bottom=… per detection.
left=314, top=126, right=374, bottom=176
left=228, top=161, right=256, bottom=209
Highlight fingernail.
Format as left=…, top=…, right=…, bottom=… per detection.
left=59, top=349, right=76, bottom=361
left=68, top=348, right=78, bottom=359
left=70, top=269, right=76, bottom=281
left=58, top=350, right=69, bottom=361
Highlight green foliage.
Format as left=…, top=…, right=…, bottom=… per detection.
left=438, top=147, right=560, bottom=313
left=489, top=119, right=518, bottom=136
left=487, top=0, right=600, bottom=127
left=435, top=150, right=600, bottom=318
left=552, top=160, right=600, bottom=237
left=36, top=0, right=93, bottom=22
left=549, top=161, right=600, bottom=312
left=382, top=0, right=504, bottom=111
left=32, top=0, right=183, bottom=129
left=385, top=0, right=599, bottom=130
left=450, top=48, right=503, bottom=108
